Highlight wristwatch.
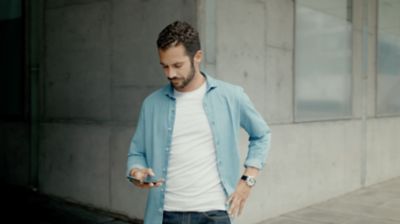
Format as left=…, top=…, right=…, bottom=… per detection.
left=241, top=175, right=256, bottom=187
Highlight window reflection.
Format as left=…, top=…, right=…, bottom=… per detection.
left=377, top=0, right=400, bottom=115
left=295, top=0, right=353, bottom=122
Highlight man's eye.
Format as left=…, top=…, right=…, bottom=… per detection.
left=174, top=64, right=182, bottom=68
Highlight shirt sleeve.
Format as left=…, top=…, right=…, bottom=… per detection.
left=126, top=103, right=148, bottom=177
left=238, top=88, right=272, bottom=170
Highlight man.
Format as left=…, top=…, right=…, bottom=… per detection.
left=126, top=21, right=271, bottom=224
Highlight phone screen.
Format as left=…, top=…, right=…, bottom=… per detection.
left=127, top=175, right=159, bottom=184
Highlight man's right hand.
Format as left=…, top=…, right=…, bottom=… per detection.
left=129, top=168, right=164, bottom=189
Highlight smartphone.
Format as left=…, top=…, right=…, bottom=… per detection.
left=127, top=175, right=160, bottom=184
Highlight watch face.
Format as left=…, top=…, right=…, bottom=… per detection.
left=247, top=177, right=256, bottom=186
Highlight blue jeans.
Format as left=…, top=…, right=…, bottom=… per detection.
left=163, top=210, right=231, bottom=224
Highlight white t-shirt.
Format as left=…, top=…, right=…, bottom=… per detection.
left=164, top=81, right=227, bottom=211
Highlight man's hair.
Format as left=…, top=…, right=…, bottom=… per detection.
left=157, top=21, right=201, bottom=58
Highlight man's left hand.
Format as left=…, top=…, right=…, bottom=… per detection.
left=227, top=180, right=252, bottom=218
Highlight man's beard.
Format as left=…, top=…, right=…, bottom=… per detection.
left=169, top=62, right=196, bottom=90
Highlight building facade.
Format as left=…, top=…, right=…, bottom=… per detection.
left=1, top=0, right=400, bottom=223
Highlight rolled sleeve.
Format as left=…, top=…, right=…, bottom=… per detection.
left=238, top=88, right=272, bottom=170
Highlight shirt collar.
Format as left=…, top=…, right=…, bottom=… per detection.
left=163, top=71, right=218, bottom=99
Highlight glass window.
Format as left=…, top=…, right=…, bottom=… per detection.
left=295, top=0, right=353, bottom=122
left=377, top=0, right=400, bottom=116
left=0, top=0, right=24, bottom=119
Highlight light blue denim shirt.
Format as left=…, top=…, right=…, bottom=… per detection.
left=126, top=72, right=271, bottom=224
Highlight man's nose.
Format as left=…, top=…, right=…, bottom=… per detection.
left=165, top=67, right=177, bottom=79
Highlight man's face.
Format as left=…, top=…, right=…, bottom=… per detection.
left=159, top=44, right=196, bottom=91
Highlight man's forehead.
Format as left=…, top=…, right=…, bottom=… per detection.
left=159, top=59, right=187, bottom=66
left=159, top=47, right=190, bottom=65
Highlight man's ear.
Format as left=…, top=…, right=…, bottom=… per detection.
left=193, top=50, right=203, bottom=64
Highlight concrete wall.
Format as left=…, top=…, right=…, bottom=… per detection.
left=40, top=0, right=196, bottom=219
left=198, top=0, right=400, bottom=223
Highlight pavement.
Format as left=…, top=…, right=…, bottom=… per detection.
left=259, top=177, right=400, bottom=224
left=3, top=176, right=400, bottom=224
left=2, top=184, right=141, bottom=224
